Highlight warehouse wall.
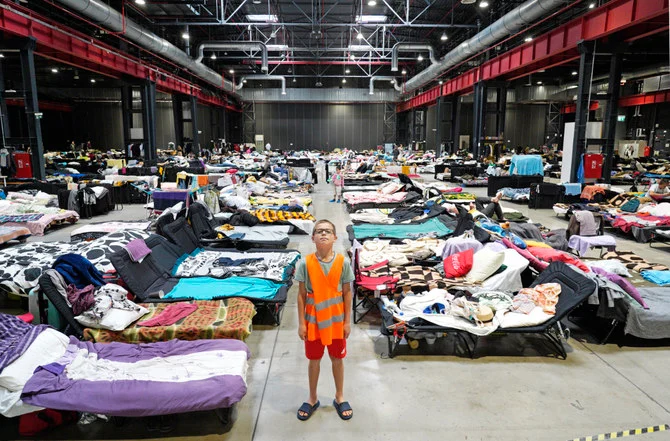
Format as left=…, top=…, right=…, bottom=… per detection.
left=67, top=101, right=226, bottom=152
left=252, top=103, right=385, bottom=151
left=404, top=102, right=548, bottom=153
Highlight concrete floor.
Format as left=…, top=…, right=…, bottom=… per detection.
left=3, top=179, right=670, bottom=441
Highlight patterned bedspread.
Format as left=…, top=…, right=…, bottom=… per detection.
left=361, top=263, right=447, bottom=292
left=82, top=299, right=255, bottom=343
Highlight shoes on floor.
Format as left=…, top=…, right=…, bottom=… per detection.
left=329, top=199, right=336, bottom=202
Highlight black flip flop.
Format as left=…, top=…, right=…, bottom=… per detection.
left=297, top=401, right=320, bottom=421
left=333, top=400, right=353, bottom=420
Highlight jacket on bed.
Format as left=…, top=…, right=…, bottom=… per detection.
left=53, top=254, right=106, bottom=290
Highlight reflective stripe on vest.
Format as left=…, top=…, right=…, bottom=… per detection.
left=305, top=253, right=345, bottom=345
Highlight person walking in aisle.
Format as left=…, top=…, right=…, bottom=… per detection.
left=296, top=220, right=354, bottom=421
left=329, top=166, right=344, bottom=203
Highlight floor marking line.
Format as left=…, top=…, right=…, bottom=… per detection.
left=569, top=424, right=669, bottom=441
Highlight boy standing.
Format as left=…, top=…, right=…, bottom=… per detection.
left=329, top=167, right=344, bottom=203
left=296, top=220, right=354, bottom=421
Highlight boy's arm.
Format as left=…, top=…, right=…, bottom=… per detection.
left=342, top=282, right=352, bottom=339
left=297, top=282, right=307, bottom=340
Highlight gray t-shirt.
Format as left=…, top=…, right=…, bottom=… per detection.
left=295, top=254, right=355, bottom=293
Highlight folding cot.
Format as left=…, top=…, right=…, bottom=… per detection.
left=37, top=273, right=256, bottom=343
left=110, top=234, right=290, bottom=325
left=346, top=216, right=455, bottom=243
left=379, top=262, right=596, bottom=359
left=0, top=313, right=248, bottom=423
left=188, top=202, right=290, bottom=249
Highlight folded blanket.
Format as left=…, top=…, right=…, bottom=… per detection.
left=125, top=239, right=152, bottom=262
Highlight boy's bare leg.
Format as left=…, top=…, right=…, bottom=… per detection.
left=331, top=358, right=352, bottom=417
left=308, top=359, right=320, bottom=405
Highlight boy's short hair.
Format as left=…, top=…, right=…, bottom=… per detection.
left=313, top=219, right=336, bottom=236
left=660, top=179, right=668, bottom=185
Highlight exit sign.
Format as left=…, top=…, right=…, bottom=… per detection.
left=617, top=115, right=626, bottom=122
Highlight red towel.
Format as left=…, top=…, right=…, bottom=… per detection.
left=137, top=303, right=198, bottom=327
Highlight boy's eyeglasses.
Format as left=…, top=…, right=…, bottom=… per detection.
left=314, top=229, right=334, bottom=235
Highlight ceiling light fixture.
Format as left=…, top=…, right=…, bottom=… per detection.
left=479, top=1, right=489, bottom=8
left=135, top=0, right=145, bottom=5
left=439, top=80, right=443, bottom=85
left=181, top=32, right=190, bottom=40
left=441, top=33, right=448, bottom=41
left=572, top=71, right=578, bottom=75
left=350, top=54, right=356, bottom=60
left=90, top=79, right=96, bottom=83
left=293, top=77, right=297, bottom=83
left=342, top=78, right=347, bottom=83
left=524, top=37, right=533, bottom=42
left=229, top=69, right=235, bottom=74
left=246, top=14, right=278, bottom=22
left=588, top=2, right=595, bottom=8
left=355, top=15, right=387, bottom=23
left=243, top=79, right=247, bottom=83
left=5, top=88, right=16, bottom=93
left=417, top=54, right=424, bottom=61
left=252, top=0, right=262, bottom=3
left=51, top=68, right=58, bottom=73
left=537, top=81, right=543, bottom=85
left=210, top=54, right=217, bottom=60
left=367, top=0, right=377, bottom=5
left=401, top=69, right=407, bottom=75
left=345, top=68, right=350, bottom=74
left=356, top=33, right=364, bottom=40
left=0, top=54, right=4, bottom=58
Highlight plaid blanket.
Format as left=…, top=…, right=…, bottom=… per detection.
left=82, top=299, right=255, bottom=343
left=251, top=209, right=315, bottom=223
left=362, top=264, right=447, bottom=292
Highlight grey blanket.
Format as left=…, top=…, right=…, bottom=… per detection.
left=624, top=288, right=670, bottom=339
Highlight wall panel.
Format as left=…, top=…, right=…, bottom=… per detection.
left=250, top=103, right=385, bottom=150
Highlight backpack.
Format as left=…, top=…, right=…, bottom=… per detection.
left=620, top=198, right=640, bottom=213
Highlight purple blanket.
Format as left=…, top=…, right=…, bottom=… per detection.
left=21, top=337, right=250, bottom=417
left=0, top=313, right=49, bottom=371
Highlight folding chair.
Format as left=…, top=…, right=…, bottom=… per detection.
left=352, top=250, right=398, bottom=324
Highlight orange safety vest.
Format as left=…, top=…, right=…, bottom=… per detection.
left=305, top=253, right=345, bottom=345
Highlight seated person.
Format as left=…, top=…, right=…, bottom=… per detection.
left=647, top=179, right=670, bottom=201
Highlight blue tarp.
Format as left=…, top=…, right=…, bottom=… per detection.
left=352, top=217, right=453, bottom=239
left=165, top=276, right=282, bottom=300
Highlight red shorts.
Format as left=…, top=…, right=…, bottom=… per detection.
left=305, top=339, right=347, bottom=360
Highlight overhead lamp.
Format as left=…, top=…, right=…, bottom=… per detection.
left=350, top=54, right=356, bottom=60
left=567, top=84, right=578, bottom=89
left=345, top=68, right=350, bottom=74
left=210, top=54, right=217, bottom=60
left=252, top=0, right=262, bottom=3
left=135, top=0, right=145, bottom=5
left=90, top=79, right=96, bottom=83
left=441, top=33, right=448, bottom=41
left=0, top=54, right=4, bottom=58
left=342, top=78, right=347, bottom=84
left=243, top=79, right=247, bottom=83
left=246, top=14, right=278, bottom=22
left=356, top=32, right=364, bottom=40
left=355, top=15, right=387, bottom=23
left=536, top=81, right=543, bottom=85
left=73, top=74, right=79, bottom=80
left=389, top=79, right=395, bottom=84
left=401, top=69, right=407, bottom=75
left=479, top=1, right=489, bottom=8
left=229, top=69, right=235, bottom=74
left=571, top=71, right=578, bottom=76
left=51, top=68, right=58, bottom=73
left=182, top=32, right=190, bottom=40
left=367, top=0, right=377, bottom=5
left=4, top=89, right=16, bottom=93
left=588, top=2, right=595, bottom=8
left=417, top=54, right=424, bottom=61
left=439, top=80, right=443, bottom=85
left=293, top=77, right=297, bottom=83
left=524, top=37, right=533, bottom=42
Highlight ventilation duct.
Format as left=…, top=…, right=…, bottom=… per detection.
left=391, top=43, right=437, bottom=72
left=369, top=76, right=402, bottom=95
left=51, top=0, right=236, bottom=95
left=235, top=75, right=287, bottom=95
left=402, top=0, right=567, bottom=95
left=195, top=41, right=268, bottom=73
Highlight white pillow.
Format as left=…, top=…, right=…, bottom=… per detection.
left=0, top=329, right=70, bottom=392
left=75, top=305, right=148, bottom=331
left=587, top=260, right=631, bottom=277
left=499, top=307, right=553, bottom=328
left=482, top=249, right=530, bottom=292
left=465, top=248, right=506, bottom=283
